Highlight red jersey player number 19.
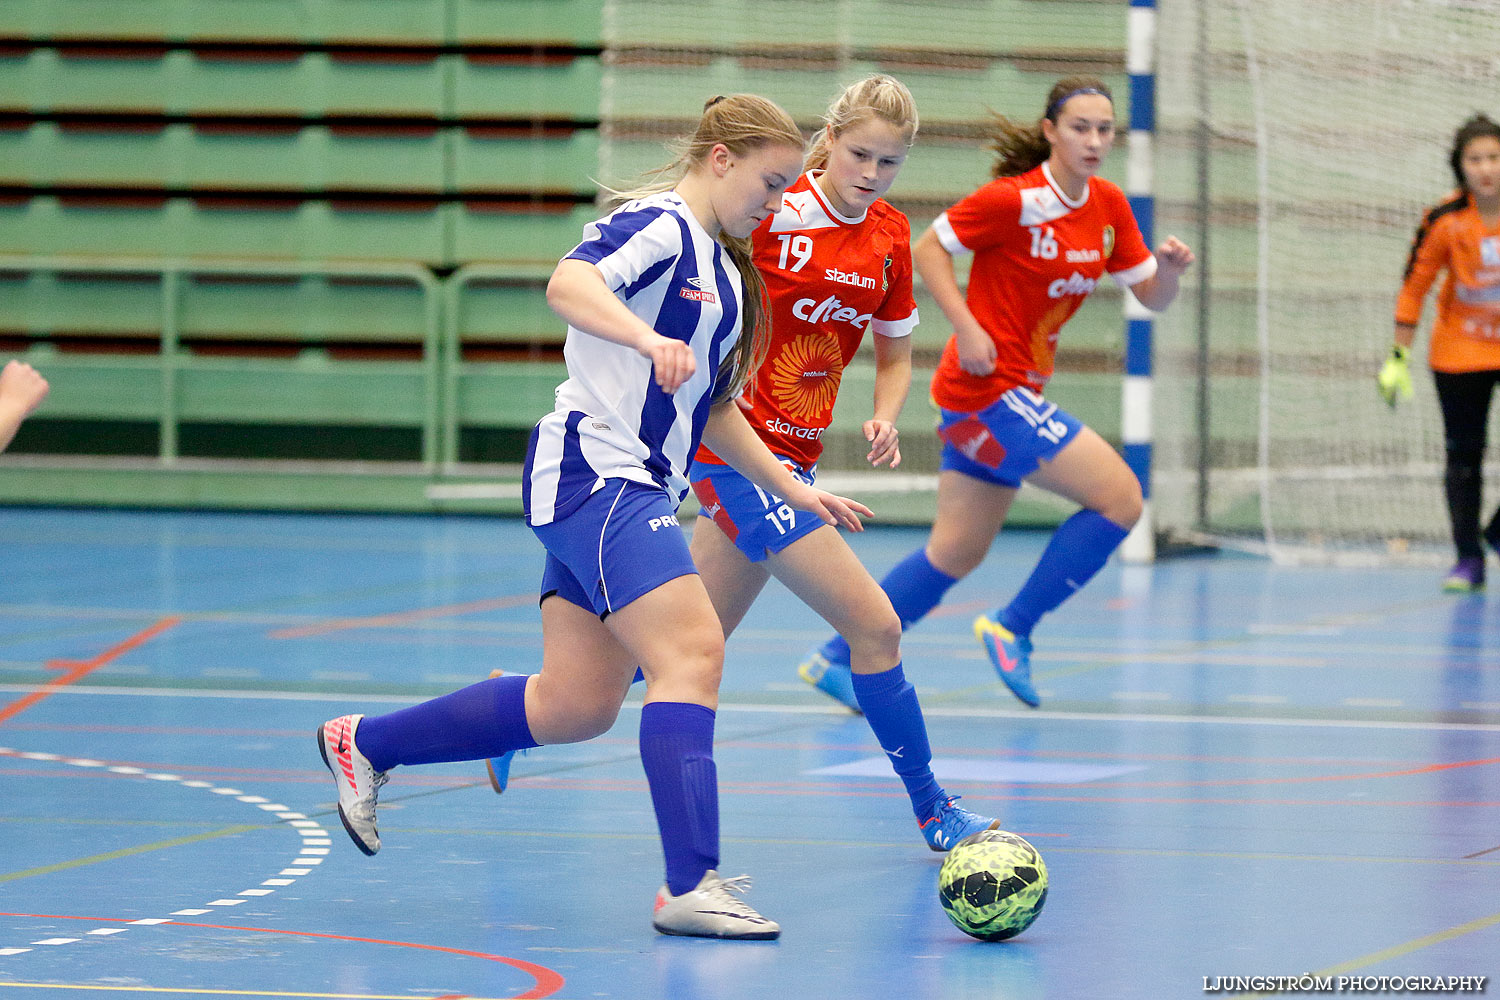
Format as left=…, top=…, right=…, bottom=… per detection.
left=696, top=168, right=918, bottom=471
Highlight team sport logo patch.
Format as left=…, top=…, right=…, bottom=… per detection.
left=937, top=415, right=1007, bottom=469
left=690, top=478, right=739, bottom=541
left=680, top=276, right=717, bottom=303
left=1102, top=225, right=1115, bottom=259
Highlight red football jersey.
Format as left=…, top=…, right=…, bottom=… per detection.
left=696, top=170, right=918, bottom=468
left=928, top=162, right=1156, bottom=412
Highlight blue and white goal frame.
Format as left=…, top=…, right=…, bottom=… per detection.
left=1121, top=0, right=1157, bottom=563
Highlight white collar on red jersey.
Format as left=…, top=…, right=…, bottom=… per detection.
left=1042, top=162, right=1090, bottom=209
left=806, top=170, right=870, bottom=225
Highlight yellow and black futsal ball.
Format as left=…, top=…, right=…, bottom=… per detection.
left=937, top=829, right=1048, bottom=941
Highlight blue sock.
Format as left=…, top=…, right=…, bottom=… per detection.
left=355, top=674, right=539, bottom=772
left=851, top=663, right=944, bottom=821
left=999, top=509, right=1129, bottom=638
left=639, top=702, right=719, bottom=896
left=819, top=547, right=959, bottom=665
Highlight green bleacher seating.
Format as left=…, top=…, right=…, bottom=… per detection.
left=455, top=54, right=603, bottom=121
left=0, top=122, right=448, bottom=192
left=454, top=0, right=604, bottom=46
left=13, top=0, right=449, bottom=45
left=452, top=202, right=600, bottom=266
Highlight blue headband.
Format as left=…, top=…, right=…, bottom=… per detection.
left=1046, top=87, right=1109, bottom=120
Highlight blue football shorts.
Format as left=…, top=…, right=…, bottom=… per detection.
left=937, top=386, right=1084, bottom=488
left=531, top=478, right=697, bottom=619
left=688, top=456, right=825, bottom=563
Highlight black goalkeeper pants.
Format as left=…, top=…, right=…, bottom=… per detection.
left=1433, top=368, right=1500, bottom=561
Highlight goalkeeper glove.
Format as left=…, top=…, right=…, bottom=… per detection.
left=1376, top=344, right=1413, bottom=408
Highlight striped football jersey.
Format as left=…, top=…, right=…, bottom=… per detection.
left=524, top=191, right=746, bottom=526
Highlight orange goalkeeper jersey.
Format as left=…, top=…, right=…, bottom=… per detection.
left=695, top=170, right=919, bottom=468
left=1395, top=191, right=1500, bottom=373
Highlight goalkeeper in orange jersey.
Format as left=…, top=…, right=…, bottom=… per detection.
left=1382, top=113, right=1500, bottom=591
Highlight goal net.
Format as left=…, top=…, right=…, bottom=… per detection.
left=1152, top=0, right=1500, bottom=563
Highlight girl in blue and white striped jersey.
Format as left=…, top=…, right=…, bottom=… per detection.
left=316, top=95, right=869, bottom=941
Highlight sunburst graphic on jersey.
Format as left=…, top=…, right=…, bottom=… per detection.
left=767, top=335, right=843, bottom=423
left=1029, top=298, right=1074, bottom=373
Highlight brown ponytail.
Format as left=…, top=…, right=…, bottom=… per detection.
left=988, top=75, right=1112, bottom=178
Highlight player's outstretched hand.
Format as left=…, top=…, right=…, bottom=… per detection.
left=863, top=419, right=901, bottom=468
left=782, top=483, right=873, bottom=533
left=1376, top=344, right=1413, bottom=408
left=640, top=333, right=696, bottom=393
left=1156, top=236, right=1195, bottom=275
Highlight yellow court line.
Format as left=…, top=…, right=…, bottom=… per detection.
left=0, top=825, right=259, bottom=883
left=1238, top=907, right=1500, bottom=998
left=0, top=985, right=519, bottom=1000
left=1310, top=907, right=1500, bottom=977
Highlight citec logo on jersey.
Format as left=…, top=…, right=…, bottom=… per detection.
left=792, top=294, right=874, bottom=329
left=680, top=276, right=717, bottom=304
left=647, top=513, right=681, bottom=532
left=825, top=266, right=877, bottom=290
left=1047, top=272, right=1098, bottom=298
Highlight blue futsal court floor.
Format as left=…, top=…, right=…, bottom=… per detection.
left=1, top=506, right=1497, bottom=999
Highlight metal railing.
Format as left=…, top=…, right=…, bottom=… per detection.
left=0, top=254, right=445, bottom=468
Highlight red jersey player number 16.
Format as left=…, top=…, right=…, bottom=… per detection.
left=805, top=75, right=1195, bottom=712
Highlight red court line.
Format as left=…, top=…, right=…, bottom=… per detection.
left=0, top=912, right=565, bottom=999
left=0, top=616, right=181, bottom=727
left=269, top=595, right=533, bottom=639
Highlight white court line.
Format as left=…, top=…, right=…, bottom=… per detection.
left=2, top=682, right=1498, bottom=734
left=0, top=746, right=329, bottom=960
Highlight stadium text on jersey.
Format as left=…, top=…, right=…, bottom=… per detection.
left=824, top=266, right=878, bottom=289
